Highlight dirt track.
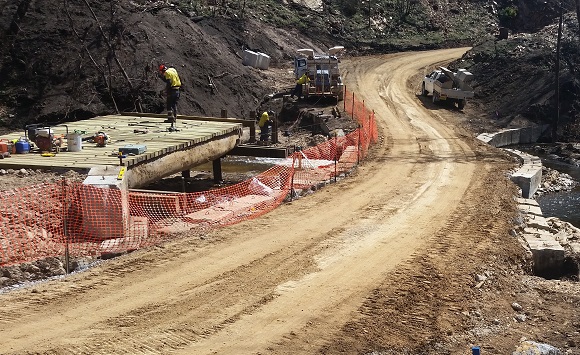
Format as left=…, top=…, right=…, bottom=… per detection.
left=0, top=49, right=528, bottom=354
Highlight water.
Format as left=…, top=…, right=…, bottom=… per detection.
left=536, top=189, right=580, bottom=227
left=516, top=144, right=580, bottom=228
left=193, top=156, right=280, bottom=175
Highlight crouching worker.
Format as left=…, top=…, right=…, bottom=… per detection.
left=291, top=71, right=310, bottom=99
left=258, top=111, right=274, bottom=143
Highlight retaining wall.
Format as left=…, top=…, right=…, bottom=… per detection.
left=478, top=126, right=574, bottom=277
left=477, top=125, right=550, bottom=148
left=477, top=125, right=549, bottom=198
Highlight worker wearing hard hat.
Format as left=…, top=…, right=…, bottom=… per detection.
left=158, top=64, right=182, bottom=123
left=258, top=111, right=274, bottom=142
left=291, top=71, right=310, bottom=100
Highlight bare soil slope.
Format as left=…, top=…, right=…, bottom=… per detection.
left=0, top=49, right=579, bottom=354
left=0, top=1, right=324, bottom=126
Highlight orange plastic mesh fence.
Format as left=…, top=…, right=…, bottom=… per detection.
left=0, top=89, right=377, bottom=267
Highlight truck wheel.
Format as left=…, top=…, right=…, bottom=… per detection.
left=421, top=83, right=427, bottom=96
left=458, top=99, right=466, bottom=109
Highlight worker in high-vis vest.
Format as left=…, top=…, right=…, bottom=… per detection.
left=258, top=111, right=274, bottom=142
left=291, top=70, right=310, bottom=99
left=158, top=64, right=182, bottom=123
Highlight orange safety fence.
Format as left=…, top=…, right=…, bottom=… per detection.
left=0, top=89, right=378, bottom=267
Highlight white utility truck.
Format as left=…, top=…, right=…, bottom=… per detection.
left=422, top=67, right=474, bottom=109
left=294, top=46, right=345, bottom=102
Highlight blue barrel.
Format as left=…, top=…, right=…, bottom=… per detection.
left=15, top=140, right=30, bottom=154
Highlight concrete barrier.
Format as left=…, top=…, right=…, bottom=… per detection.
left=504, top=149, right=542, bottom=198
left=477, top=126, right=549, bottom=198
left=480, top=126, right=578, bottom=278
left=517, top=198, right=566, bottom=278
left=476, top=125, right=550, bottom=148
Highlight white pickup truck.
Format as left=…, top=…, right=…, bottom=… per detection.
left=421, top=67, right=474, bottom=109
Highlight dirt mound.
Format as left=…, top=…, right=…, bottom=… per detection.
left=0, top=1, right=328, bottom=127
left=452, top=12, right=580, bottom=141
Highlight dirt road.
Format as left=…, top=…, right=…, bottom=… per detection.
left=0, top=48, right=524, bottom=354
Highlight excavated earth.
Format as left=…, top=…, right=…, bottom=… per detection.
left=1, top=2, right=580, bottom=354
left=0, top=48, right=578, bottom=354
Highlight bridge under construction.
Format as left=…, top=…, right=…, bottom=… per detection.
left=0, top=113, right=289, bottom=188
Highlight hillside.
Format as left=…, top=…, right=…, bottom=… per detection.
left=2, top=0, right=579, bottom=140
left=1, top=2, right=580, bottom=354
left=0, top=0, right=494, bottom=126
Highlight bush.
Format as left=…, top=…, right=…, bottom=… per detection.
left=499, top=5, right=518, bottom=26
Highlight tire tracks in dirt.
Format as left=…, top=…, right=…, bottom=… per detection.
left=0, top=48, right=495, bottom=354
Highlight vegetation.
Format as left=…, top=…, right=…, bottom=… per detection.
left=169, top=0, right=495, bottom=49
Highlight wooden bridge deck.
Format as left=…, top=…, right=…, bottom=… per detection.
left=0, top=114, right=244, bottom=171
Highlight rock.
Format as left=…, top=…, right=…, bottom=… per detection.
left=515, top=314, right=527, bottom=322
left=3, top=266, right=25, bottom=280
left=513, top=340, right=561, bottom=354
left=476, top=274, right=487, bottom=282
left=0, top=276, right=11, bottom=287
left=20, top=263, right=41, bottom=274
left=34, top=257, right=66, bottom=276
left=512, top=302, right=523, bottom=311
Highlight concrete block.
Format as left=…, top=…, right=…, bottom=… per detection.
left=518, top=204, right=543, bottom=217
left=99, top=216, right=148, bottom=254
left=511, top=165, right=542, bottom=198
left=185, top=208, right=234, bottom=223
left=520, top=125, right=550, bottom=143
left=476, top=133, right=493, bottom=145
left=516, top=197, right=539, bottom=206
left=256, top=52, right=271, bottom=70
left=155, top=221, right=199, bottom=234
left=508, top=129, right=521, bottom=145
left=479, top=125, right=550, bottom=148
left=525, top=216, right=554, bottom=232
left=183, top=194, right=274, bottom=224
left=129, top=192, right=182, bottom=215
left=81, top=166, right=129, bottom=240
left=242, top=50, right=259, bottom=68
left=525, top=237, right=565, bottom=278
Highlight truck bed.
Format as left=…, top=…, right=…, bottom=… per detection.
left=434, top=82, right=474, bottom=100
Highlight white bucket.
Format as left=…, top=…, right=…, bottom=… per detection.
left=67, top=133, right=82, bottom=152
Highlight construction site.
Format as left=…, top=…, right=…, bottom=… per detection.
left=1, top=0, right=580, bottom=353
left=0, top=87, right=375, bottom=268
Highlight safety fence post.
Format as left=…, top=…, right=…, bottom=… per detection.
left=290, top=154, right=296, bottom=201
left=357, top=124, right=361, bottom=165
left=62, top=177, right=70, bottom=274
left=343, top=86, right=347, bottom=113
left=351, top=91, right=355, bottom=118
left=334, top=131, right=338, bottom=183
